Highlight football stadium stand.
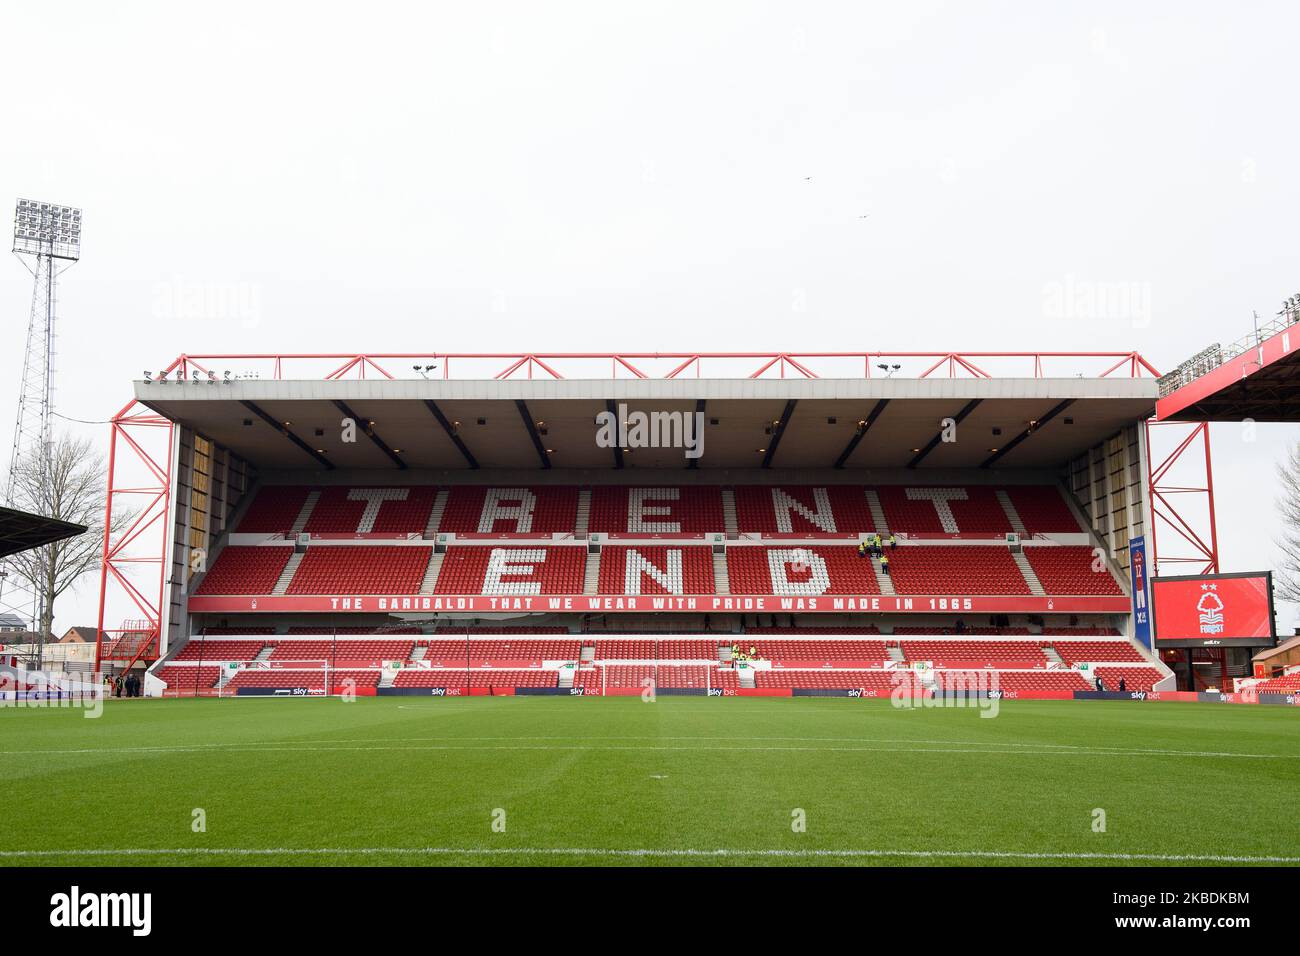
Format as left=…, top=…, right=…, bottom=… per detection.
left=108, top=353, right=1190, bottom=698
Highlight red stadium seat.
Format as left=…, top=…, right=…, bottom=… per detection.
left=734, top=485, right=876, bottom=535
left=156, top=665, right=222, bottom=691
left=1002, top=486, right=1081, bottom=534
left=876, top=486, right=1012, bottom=536
left=393, top=669, right=558, bottom=688
left=286, top=546, right=431, bottom=594
left=598, top=546, right=714, bottom=594
left=1051, top=640, right=1145, bottom=664
left=174, top=638, right=270, bottom=661
left=439, top=486, right=578, bottom=534
left=726, top=546, right=880, bottom=595
left=592, top=638, right=721, bottom=659
left=304, top=486, right=437, bottom=535
left=434, top=546, right=585, bottom=594
left=588, top=486, right=724, bottom=534
left=1024, top=547, right=1124, bottom=595
left=897, top=640, right=1050, bottom=666
left=887, top=547, right=1030, bottom=595
left=195, top=546, right=293, bottom=595
left=236, top=486, right=310, bottom=533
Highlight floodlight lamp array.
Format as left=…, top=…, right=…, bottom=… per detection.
left=13, top=198, right=82, bottom=259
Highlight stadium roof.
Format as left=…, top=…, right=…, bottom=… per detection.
left=1156, top=312, right=1300, bottom=421
left=0, top=506, right=86, bottom=559
left=137, top=375, right=1157, bottom=472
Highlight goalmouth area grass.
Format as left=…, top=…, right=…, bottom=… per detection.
left=1, top=696, right=1296, bottom=867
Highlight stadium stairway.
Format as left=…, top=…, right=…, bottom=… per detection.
left=425, top=490, right=448, bottom=536
left=712, top=551, right=730, bottom=594
left=272, top=552, right=305, bottom=595
left=290, top=490, right=319, bottom=534
left=1011, top=551, right=1046, bottom=596
left=575, top=489, right=591, bottom=535
left=721, top=488, right=738, bottom=536
left=872, top=555, right=896, bottom=596
left=583, top=551, right=601, bottom=595
left=557, top=667, right=575, bottom=689
left=864, top=489, right=889, bottom=533
left=419, top=552, right=444, bottom=595
left=996, top=490, right=1027, bottom=534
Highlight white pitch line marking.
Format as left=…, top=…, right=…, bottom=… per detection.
left=1, top=741, right=1295, bottom=759
left=0, top=847, right=1295, bottom=864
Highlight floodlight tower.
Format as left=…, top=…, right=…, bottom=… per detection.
left=6, top=199, right=81, bottom=506
left=2, top=200, right=81, bottom=647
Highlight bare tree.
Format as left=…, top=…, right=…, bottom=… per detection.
left=1275, top=442, right=1300, bottom=603
left=4, top=432, right=129, bottom=667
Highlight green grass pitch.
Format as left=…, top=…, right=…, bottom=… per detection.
left=2, top=696, right=1297, bottom=866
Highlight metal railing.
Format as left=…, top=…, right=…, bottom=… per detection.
left=1158, top=297, right=1300, bottom=397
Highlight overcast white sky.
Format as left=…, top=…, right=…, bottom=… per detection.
left=1, top=1, right=1297, bottom=633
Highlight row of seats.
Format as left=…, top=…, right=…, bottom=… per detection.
left=234, top=484, right=1085, bottom=536
left=588, top=486, right=725, bottom=534
left=897, top=640, right=1050, bottom=664
left=267, top=640, right=416, bottom=663
left=196, top=543, right=1123, bottom=596
left=156, top=665, right=222, bottom=689
left=743, top=639, right=889, bottom=660
left=1025, top=547, right=1124, bottom=595
left=574, top=665, right=740, bottom=690
left=440, top=486, right=577, bottom=535
left=222, top=669, right=381, bottom=691
left=393, top=669, right=559, bottom=688
left=887, top=546, right=1030, bottom=595
left=598, top=546, right=715, bottom=594
left=434, top=546, right=585, bottom=595
left=726, top=547, right=881, bottom=595
left=892, top=626, right=1031, bottom=635
left=591, top=639, right=720, bottom=660
left=1251, top=673, right=1300, bottom=693
left=1051, top=640, right=1145, bottom=663
left=287, top=546, right=430, bottom=594
left=755, top=670, right=898, bottom=690
left=174, top=639, right=268, bottom=661
left=173, top=635, right=1148, bottom=669
left=285, top=626, right=422, bottom=634
left=305, top=486, right=438, bottom=536
left=194, top=546, right=292, bottom=594
left=417, top=639, right=581, bottom=661
left=158, top=661, right=1162, bottom=692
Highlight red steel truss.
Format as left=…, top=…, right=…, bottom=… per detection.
left=1145, top=420, right=1220, bottom=576
left=100, top=350, right=1215, bottom=667
left=152, top=350, right=1162, bottom=382
left=93, top=395, right=174, bottom=676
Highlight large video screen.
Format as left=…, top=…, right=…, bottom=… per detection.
left=1151, top=571, right=1276, bottom=647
